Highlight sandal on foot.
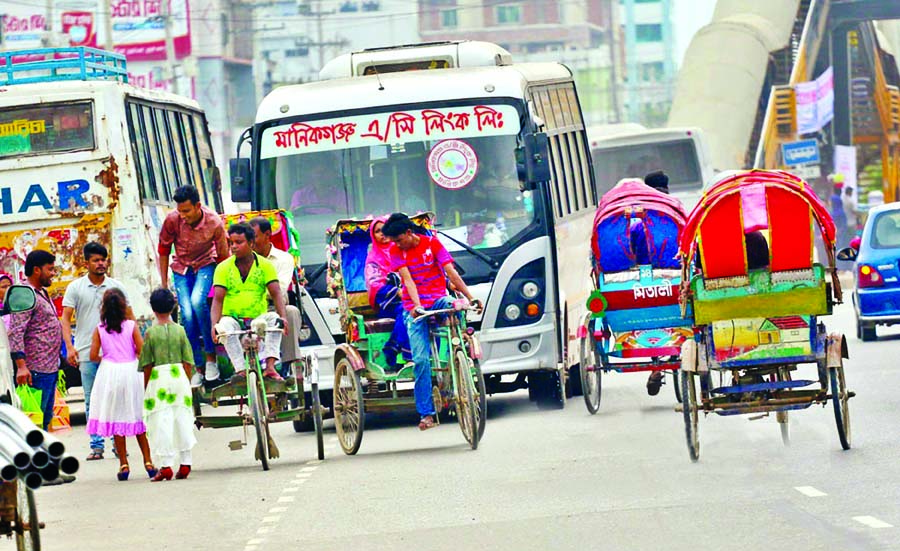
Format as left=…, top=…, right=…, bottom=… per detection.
left=86, top=450, right=103, bottom=461
left=144, top=462, right=158, bottom=479
left=417, top=415, right=436, bottom=431
left=117, top=464, right=130, bottom=481
left=175, top=465, right=191, bottom=480
left=151, top=467, right=173, bottom=482
left=262, top=368, right=284, bottom=382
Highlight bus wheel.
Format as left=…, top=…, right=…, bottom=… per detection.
left=533, top=371, right=565, bottom=410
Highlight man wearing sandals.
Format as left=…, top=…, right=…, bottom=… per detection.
left=61, top=242, right=132, bottom=461
left=380, top=213, right=480, bottom=431
left=210, top=223, right=288, bottom=383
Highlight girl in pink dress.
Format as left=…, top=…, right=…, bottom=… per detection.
left=88, top=288, right=157, bottom=481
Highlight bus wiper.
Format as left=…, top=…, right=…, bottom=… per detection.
left=436, top=229, right=499, bottom=270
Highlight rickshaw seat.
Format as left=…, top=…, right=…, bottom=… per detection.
left=363, top=318, right=396, bottom=335
left=691, top=265, right=829, bottom=325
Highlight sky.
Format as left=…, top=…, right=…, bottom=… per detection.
left=672, top=0, right=718, bottom=68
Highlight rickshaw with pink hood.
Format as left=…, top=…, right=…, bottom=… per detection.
left=577, top=178, right=692, bottom=414
left=325, top=213, right=486, bottom=454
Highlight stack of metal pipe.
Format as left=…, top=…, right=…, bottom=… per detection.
left=0, top=404, right=79, bottom=489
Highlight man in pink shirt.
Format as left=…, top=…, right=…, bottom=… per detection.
left=381, top=213, right=479, bottom=431
left=158, top=185, right=229, bottom=386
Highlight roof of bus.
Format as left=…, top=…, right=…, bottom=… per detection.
left=256, top=62, right=572, bottom=123
left=587, top=126, right=705, bottom=149
left=0, top=79, right=203, bottom=110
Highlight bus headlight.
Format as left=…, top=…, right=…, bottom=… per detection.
left=504, top=304, right=521, bottom=321
left=522, top=281, right=540, bottom=299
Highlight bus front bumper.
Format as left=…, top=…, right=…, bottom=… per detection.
left=476, top=315, right=559, bottom=375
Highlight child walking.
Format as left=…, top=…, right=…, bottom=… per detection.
left=139, top=288, right=197, bottom=481
left=88, top=288, right=157, bottom=481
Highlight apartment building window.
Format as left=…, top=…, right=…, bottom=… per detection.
left=636, top=24, right=662, bottom=42
left=440, top=9, right=458, bottom=28
left=496, top=4, right=521, bottom=25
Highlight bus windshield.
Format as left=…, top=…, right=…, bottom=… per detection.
left=258, top=103, right=535, bottom=266
left=591, top=138, right=701, bottom=196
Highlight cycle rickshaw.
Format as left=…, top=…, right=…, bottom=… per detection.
left=578, top=179, right=692, bottom=413
left=191, top=210, right=324, bottom=470
left=326, top=214, right=486, bottom=455
left=677, top=170, right=853, bottom=462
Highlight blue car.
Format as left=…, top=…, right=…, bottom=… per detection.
left=843, top=202, right=900, bottom=341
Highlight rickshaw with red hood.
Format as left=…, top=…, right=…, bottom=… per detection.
left=677, top=170, right=853, bottom=462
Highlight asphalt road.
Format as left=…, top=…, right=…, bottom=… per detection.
left=33, top=301, right=899, bottom=551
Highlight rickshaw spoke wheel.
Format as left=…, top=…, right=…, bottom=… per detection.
left=333, top=357, right=365, bottom=455
left=454, top=350, right=480, bottom=450
left=471, top=359, right=487, bottom=442
left=14, top=482, right=40, bottom=551
left=579, top=333, right=601, bottom=414
left=681, top=370, right=700, bottom=463
left=830, top=365, right=851, bottom=450
left=248, top=369, right=270, bottom=471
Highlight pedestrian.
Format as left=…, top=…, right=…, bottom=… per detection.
left=158, top=185, right=229, bottom=388
left=830, top=181, right=849, bottom=250
left=0, top=273, right=11, bottom=308
left=7, top=251, right=75, bottom=485
left=87, top=288, right=157, bottom=481
left=8, top=251, right=63, bottom=431
left=364, top=215, right=411, bottom=369
left=139, top=288, right=197, bottom=481
left=61, top=242, right=132, bottom=461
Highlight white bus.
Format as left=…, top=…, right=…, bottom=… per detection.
left=232, top=41, right=597, bottom=408
left=587, top=125, right=713, bottom=209
left=0, top=47, right=222, bottom=376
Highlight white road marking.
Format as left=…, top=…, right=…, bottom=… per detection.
left=245, top=547, right=257, bottom=551
left=300, top=466, right=318, bottom=472
left=853, top=516, right=894, bottom=529
left=283, top=485, right=300, bottom=492
left=268, top=507, right=288, bottom=514
left=256, top=527, right=271, bottom=535
left=305, top=460, right=322, bottom=465
left=794, top=486, right=828, bottom=497
left=289, top=478, right=307, bottom=485
left=247, top=539, right=264, bottom=545
left=261, top=516, right=281, bottom=524
left=277, top=496, right=296, bottom=503
left=296, top=472, right=312, bottom=478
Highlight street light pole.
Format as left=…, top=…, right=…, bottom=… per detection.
left=161, top=0, right=179, bottom=94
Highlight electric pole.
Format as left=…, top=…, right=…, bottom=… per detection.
left=161, top=0, right=179, bottom=94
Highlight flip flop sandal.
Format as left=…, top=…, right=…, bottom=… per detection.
left=417, top=416, right=436, bottom=431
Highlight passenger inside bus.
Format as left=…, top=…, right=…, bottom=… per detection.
left=289, top=154, right=350, bottom=214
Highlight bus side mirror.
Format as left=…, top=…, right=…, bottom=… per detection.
left=518, top=132, right=551, bottom=190
left=230, top=158, right=251, bottom=203
left=2, top=285, right=35, bottom=316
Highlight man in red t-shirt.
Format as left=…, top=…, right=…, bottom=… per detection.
left=382, top=213, right=480, bottom=431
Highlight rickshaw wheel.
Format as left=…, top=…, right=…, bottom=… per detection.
left=15, top=482, right=40, bottom=551
left=680, top=370, right=700, bottom=463
left=776, top=367, right=791, bottom=446
left=579, top=334, right=601, bottom=414
left=470, top=359, right=487, bottom=442
left=248, top=370, right=270, bottom=471
left=671, top=369, right=682, bottom=404
left=334, top=357, right=365, bottom=455
left=311, top=381, right=325, bottom=461
left=830, top=365, right=851, bottom=450
left=455, top=350, right=480, bottom=450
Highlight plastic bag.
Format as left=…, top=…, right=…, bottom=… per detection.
left=49, top=388, right=71, bottom=433
left=15, top=385, right=43, bottom=428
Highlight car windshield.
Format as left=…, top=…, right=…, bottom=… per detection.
left=257, top=103, right=535, bottom=265
left=872, top=210, right=900, bottom=249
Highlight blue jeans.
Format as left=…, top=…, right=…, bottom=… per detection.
left=172, top=264, right=216, bottom=367
left=80, top=361, right=105, bottom=451
left=375, top=285, right=411, bottom=367
left=404, top=296, right=452, bottom=417
left=30, top=371, right=58, bottom=431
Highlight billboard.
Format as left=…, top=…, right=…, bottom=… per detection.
left=0, top=1, right=191, bottom=62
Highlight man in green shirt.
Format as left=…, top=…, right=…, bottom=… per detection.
left=211, top=223, right=288, bottom=382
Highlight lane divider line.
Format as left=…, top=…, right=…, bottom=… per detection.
left=283, top=486, right=300, bottom=492
left=277, top=496, right=296, bottom=503
left=268, top=507, right=288, bottom=514
left=300, top=466, right=318, bottom=472
left=853, top=516, right=893, bottom=529
left=261, top=516, right=281, bottom=524
left=256, top=527, right=271, bottom=535
left=794, top=486, right=828, bottom=498
left=246, top=539, right=264, bottom=546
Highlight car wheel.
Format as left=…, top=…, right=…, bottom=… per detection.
left=860, top=322, right=877, bottom=342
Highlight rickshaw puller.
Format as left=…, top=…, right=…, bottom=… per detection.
left=211, top=222, right=288, bottom=383
left=381, top=213, right=481, bottom=431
